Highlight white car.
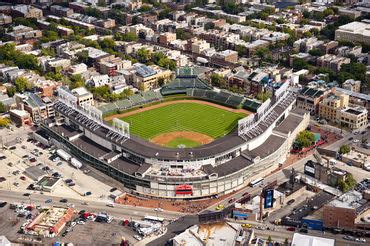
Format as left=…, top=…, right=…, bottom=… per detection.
left=77, top=220, right=85, bottom=225
left=353, top=139, right=359, bottom=143
left=106, top=203, right=115, bottom=208
left=70, top=221, right=77, bottom=227
left=154, top=208, right=164, bottom=212
left=355, top=238, right=366, bottom=243
left=134, top=235, right=142, bottom=241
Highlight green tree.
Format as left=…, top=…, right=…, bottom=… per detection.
left=6, top=86, right=16, bottom=97
left=340, top=62, right=366, bottom=83
left=158, top=77, right=165, bottom=87
left=15, top=77, right=32, bottom=93
left=69, top=74, right=85, bottom=90
left=76, top=50, right=89, bottom=64
left=0, top=102, right=6, bottom=113
left=137, top=48, right=151, bottom=64
left=292, top=58, right=309, bottom=70
left=210, top=74, right=227, bottom=88
left=296, top=130, right=315, bottom=148
left=339, top=144, right=350, bottom=155
left=85, top=7, right=103, bottom=18
left=308, top=48, right=324, bottom=57
left=115, top=32, right=138, bottom=42
left=99, top=38, right=115, bottom=50
left=40, top=47, right=56, bottom=57
left=256, top=47, right=271, bottom=61
left=0, top=117, right=10, bottom=127
left=176, top=28, right=192, bottom=40
left=267, top=235, right=272, bottom=243
left=323, top=8, right=334, bottom=17
left=256, top=91, right=271, bottom=102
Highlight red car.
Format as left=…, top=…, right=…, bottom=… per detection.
left=287, top=227, right=296, bottom=232
left=242, top=192, right=249, bottom=197
left=20, top=176, right=26, bottom=181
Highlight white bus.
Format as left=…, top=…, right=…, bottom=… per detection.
left=144, top=216, right=164, bottom=223
left=249, top=178, right=264, bottom=187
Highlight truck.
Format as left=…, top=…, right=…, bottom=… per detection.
left=56, top=149, right=71, bottom=162
left=70, top=158, right=82, bottom=169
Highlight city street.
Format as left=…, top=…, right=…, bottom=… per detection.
left=0, top=189, right=182, bottom=221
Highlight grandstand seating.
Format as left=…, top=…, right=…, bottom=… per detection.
left=99, top=91, right=163, bottom=115
left=187, top=88, right=245, bottom=109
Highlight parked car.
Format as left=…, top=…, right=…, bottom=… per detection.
left=23, top=193, right=31, bottom=197
left=287, top=199, right=295, bottom=205
left=45, top=199, right=52, bottom=203
left=20, top=176, right=26, bottom=181
left=343, top=235, right=354, bottom=241
left=287, top=227, right=296, bottom=232
left=133, top=235, right=142, bottom=241
left=110, top=187, right=117, bottom=192
left=60, top=199, right=68, bottom=203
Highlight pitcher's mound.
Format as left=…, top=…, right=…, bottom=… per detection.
left=151, top=131, right=214, bottom=148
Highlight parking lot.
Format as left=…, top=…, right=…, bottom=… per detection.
left=0, top=127, right=119, bottom=203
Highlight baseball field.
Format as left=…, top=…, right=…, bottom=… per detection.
left=120, top=102, right=246, bottom=148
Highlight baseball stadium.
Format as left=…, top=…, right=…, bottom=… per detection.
left=39, top=67, right=310, bottom=200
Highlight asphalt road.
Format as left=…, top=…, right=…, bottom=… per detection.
left=0, top=190, right=182, bottom=221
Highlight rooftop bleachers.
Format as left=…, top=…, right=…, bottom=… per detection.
left=243, top=99, right=261, bottom=112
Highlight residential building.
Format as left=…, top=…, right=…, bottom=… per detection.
left=159, top=32, right=176, bottom=45
left=9, top=109, right=31, bottom=126
left=11, top=5, right=42, bottom=19
left=296, top=86, right=331, bottom=114
left=5, top=25, right=42, bottom=43
left=335, top=21, right=370, bottom=45
left=191, top=38, right=210, bottom=54
left=99, top=57, right=131, bottom=77
left=339, top=106, right=368, bottom=129
left=67, top=63, right=88, bottom=75
left=213, top=50, right=238, bottom=64
left=133, top=64, right=172, bottom=91
left=50, top=5, right=74, bottom=17
left=15, top=92, right=54, bottom=124
left=42, top=58, right=71, bottom=73
left=0, top=14, right=12, bottom=25
left=317, top=54, right=350, bottom=72
left=319, top=92, right=349, bottom=123
left=342, top=79, right=361, bottom=93
left=71, top=87, right=94, bottom=106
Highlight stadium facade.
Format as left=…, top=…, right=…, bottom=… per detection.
left=40, top=82, right=309, bottom=200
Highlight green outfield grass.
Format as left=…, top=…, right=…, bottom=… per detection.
left=121, top=102, right=246, bottom=141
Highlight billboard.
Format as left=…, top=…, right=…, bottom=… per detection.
left=304, top=161, right=316, bottom=177
left=264, top=189, right=274, bottom=209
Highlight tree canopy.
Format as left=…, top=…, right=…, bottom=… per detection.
left=339, top=144, right=350, bottom=155
left=296, top=130, right=315, bottom=148
left=15, top=77, right=32, bottom=93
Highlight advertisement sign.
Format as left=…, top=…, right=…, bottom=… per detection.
left=264, top=189, right=274, bottom=209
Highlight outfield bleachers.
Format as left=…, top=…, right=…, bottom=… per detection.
left=187, top=88, right=245, bottom=109
left=99, top=91, right=163, bottom=115
left=161, top=77, right=211, bottom=96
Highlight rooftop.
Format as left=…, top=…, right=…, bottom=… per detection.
left=329, top=190, right=363, bottom=209
left=292, top=233, right=335, bottom=246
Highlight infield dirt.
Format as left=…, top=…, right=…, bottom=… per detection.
left=150, top=131, right=214, bottom=147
